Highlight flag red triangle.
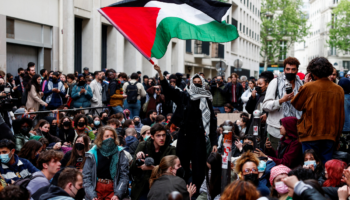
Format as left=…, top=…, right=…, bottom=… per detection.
left=100, top=7, right=160, bottom=59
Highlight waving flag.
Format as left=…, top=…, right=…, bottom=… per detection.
left=99, top=0, right=239, bottom=62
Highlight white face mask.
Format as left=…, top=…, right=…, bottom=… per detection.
left=121, top=119, right=125, bottom=124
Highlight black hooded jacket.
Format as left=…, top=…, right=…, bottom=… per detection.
left=39, top=185, right=72, bottom=200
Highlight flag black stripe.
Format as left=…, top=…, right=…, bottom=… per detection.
left=106, top=0, right=231, bottom=22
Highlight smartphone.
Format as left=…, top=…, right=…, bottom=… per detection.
left=4, top=87, right=10, bottom=93
left=286, top=86, right=293, bottom=94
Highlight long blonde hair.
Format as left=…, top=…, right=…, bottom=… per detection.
left=149, top=155, right=178, bottom=188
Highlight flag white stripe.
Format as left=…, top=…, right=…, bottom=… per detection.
left=145, top=1, right=215, bottom=27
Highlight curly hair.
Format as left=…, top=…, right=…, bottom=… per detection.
left=283, top=57, right=300, bottom=69
left=0, top=185, right=31, bottom=200
left=220, top=180, right=260, bottom=200
left=307, top=57, right=333, bottom=78
left=235, top=151, right=260, bottom=173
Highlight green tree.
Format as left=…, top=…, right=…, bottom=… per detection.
left=260, top=0, right=310, bottom=70
left=327, top=0, right=350, bottom=54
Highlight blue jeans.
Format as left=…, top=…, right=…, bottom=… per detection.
left=111, top=105, right=124, bottom=114
left=302, top=140, right=334, bottom=164
left=213, top=106, right=225, bottom=113
left=123, top=100, right=141, bottom=119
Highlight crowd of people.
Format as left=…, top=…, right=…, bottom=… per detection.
left=0, top=56, right=349, bottom=200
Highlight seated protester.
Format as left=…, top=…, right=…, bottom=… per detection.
left=198, top=153, right=221, bottom=200
left=0, top=185, right=31, bottom=200
left=142, top=110, right=157, bottom=126
left=283, top=175, right=327, bottom=200
left=232, top=135, right=255, bottom=157
left=107, top=118, right=120, bottom=130
left=236, top=117, right=249, bottom=138
left=74, top=114, right=95, bottom=140
left=152, top=115, right=166, bottom=126
left=0, top=139, right=39, bottom=184
left=71, top=74, right=93, bottom=108
left=148, top=155, right=196, bottom=200
left=49, top=118, right=58, bottom=137
left=235, top=151, right=270, bottom=196
left=224, top=103, right=234, bottom=113
left=113, top=112, right=125, bottom=125
left=34, top=119, right=62, bottom=146
left=257, top=157, right=276, bottom=189
left=91, top=115, right=102, bottom=136
left=221, top=180, right=260, bottom=200
left=124, top=109, right=131, bottom=120
left=303, top=149, right=325, bottom=185
left=58, top=116, right=76, bottom=146
left=254, top=116, right=302, bottom=169
left=39, top=168, right=84, bottom=200
left=60, top=135, right=90, bottom=169
left=27, top=150, right=63, bottom=195
left=269, top=165, right=292, bottom=200
left=120, top=119, right=135, bottom=137
left=133, top=116, right=143, bottom=133
left=166, top=113, right=172, bottom=124
left=13, top=117, right=35, bottom=152
left=130, top=123, right=176, bottom=200
left=124, top=128, right=138, bottom=152
left=129, top=125, right=151, bottom=157
left=100, top=112, right=109, bottom=126
left=83, top=126, right=129, bottom=200
left=17, top=140, right=43, bottom=167
left=323, top=159, right=347, bottom=187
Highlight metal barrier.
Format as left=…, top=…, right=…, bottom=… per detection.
left=13, top=106, right=111, bottom=116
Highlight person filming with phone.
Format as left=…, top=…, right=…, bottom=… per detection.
left=262, top=57, right=303, bottom=150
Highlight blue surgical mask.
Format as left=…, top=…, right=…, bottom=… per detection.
left=144, top=135, right=150, bottom=141
left=0, top=153, right=12, bottom=164
left=258, top=160, right=267, bottom=172
left=94, top=121, right=100, bottom=126
left=121, top=80, right=125, bottom=84
left=304, top=160, right=317, bottom=168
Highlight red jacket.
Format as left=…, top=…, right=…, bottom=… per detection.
left=265, top=117, right=303, bottom=169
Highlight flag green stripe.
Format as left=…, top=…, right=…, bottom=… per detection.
left=151, top=17, right=239, bottom=59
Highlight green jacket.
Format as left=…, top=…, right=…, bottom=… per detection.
left=210, top=84, right=227, bottom=107
left=130, top=137, right=176, bottom=200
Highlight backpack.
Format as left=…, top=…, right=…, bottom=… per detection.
left=126, top=82, right=138, bottom=104
left=13, top=173, right=46, bottom=188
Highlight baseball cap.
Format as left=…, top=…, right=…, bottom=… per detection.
left=83, top=67, right=89, bottom=71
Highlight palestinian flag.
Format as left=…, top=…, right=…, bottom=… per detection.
left=99, top=0, right=239, bottom=61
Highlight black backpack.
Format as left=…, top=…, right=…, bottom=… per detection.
left=13, top=173, right=46, bottom=188
left=126, top=82, right=138, bottom=104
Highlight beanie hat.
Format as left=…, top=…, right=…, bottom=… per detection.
left=269, top=165, right=291, bottom=186
left=140, top=125, right=151, bottom=135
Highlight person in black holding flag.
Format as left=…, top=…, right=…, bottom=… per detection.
left=154, top=64, right=217, bottom=196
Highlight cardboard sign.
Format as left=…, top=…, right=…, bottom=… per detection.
left=217, top=113, right=250, bottom=125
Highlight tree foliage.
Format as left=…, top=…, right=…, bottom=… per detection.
left=260, top=0, right=310, bottom=69
left=327, top=0, right=350, bottom=53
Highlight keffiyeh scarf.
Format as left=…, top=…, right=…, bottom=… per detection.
left=277, top=74, right=303, bottom=119
left=186, top=74, right=213, bottom=136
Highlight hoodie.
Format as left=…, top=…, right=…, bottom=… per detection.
left=265, top=117, right=302, bottom=169
left=39, top=185, right=74, bottom=200
left=125, top=136, right=138, bottom=152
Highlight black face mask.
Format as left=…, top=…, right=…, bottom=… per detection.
left=255, top=86, right=263, bottom=95
left=243, top=144, right=254, bottom=152
left=151, top=117, right=156, bottom=121
left=285, top=73, right=297, bottom=81
left=176, top=167, right=185, bottom=178
left=52, top=78, right=58, bottom=83
left=75, top=188, right=85, bottom=200
left=77, top=122, right=85, bottom=128
left=21, top=127, right=30, bottom=134
left=20, top=73, right=25, bottom=77
left=194, top=83, right=202, bottom=88
left=63, top=121, right=71, bottom=127
left=78, top=81, right=86, bottom=86
left=51, top=125, right=57, bottom=130
left=103, top=117, right=109, bottom=122
left=8, top=78, right=13, bottom=83
left=134, top=121, right=140, bottom=126
left=75, top=143, right=85, bottom=151
left=244, top=173, right=259, bottom=185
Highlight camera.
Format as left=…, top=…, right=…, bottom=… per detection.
left=286, top=86, right=293, bottom=94
left=136, top=156, right=154, bottom=167
left=0, top=87, right=17, bottom=111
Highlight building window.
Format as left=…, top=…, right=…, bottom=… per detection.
left=344, top=61, right=350, bottom=70
left=6, top=18, right=14, bottom=39
left=240, top=23, right=242, bottom=31
left=244, top=0, right=245, bottom=5
left=231, top=18, right=238, bottom=27
left=253, top=5, right=255, bottom=13
left=250, top=3, right=252, bottom=10
left=246, top=27, right=248, bottom=34
left=186, top=40, right=192, bottom=53
left=279, top=41, right=287, bottom=61
left=247, top=0, right=249, bottom=7
left=101, top=25, right=108, bottom=70
left=243, top=25, right=245, bottom=33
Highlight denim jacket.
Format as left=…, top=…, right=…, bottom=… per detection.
left=82, top=145, right=129, bottom=200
